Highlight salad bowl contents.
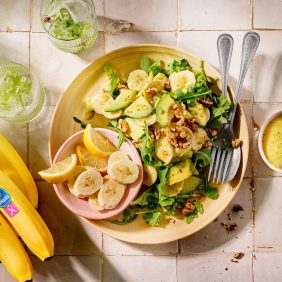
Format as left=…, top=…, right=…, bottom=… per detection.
left=39, top=127, right=142, bottom=219
left=77, top=55, right=234, bottom=226
left=49, top=45, right=248, bottom=243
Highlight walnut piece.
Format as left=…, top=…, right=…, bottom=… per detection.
left=164, top=81, right=171, bottom=91
left=197, top=97, right=214, bottom=107
left=146, top=88, right=158, bottom=95
left=149, top=123, right=162, bottom=140
left=118, top=119, right=129, bottom=133
left=182, top=202, right=195, bottom=215
left=117, top=83, right=127, bottom=90
left=167, top=123, right=193, bottom=149
left=232, top=138, right=243, bottom=149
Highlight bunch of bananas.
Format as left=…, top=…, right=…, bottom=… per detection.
left=0, top=134, right=54, bottom=282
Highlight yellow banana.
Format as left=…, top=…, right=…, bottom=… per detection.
left=0, top=213, right=33, bottom=282
left=0, top=134, right=38, bottom=208
left=0, top=169, right=54, bottom=261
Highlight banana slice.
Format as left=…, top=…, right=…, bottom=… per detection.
left=143, top=164, right=158, bottom=186
left=89, top=192, right=104, bottom=211
left=71, top=168, right=103, bottom=198
left=90, top=93, right=113, bottom=115
left=127, top=70, right=149, bottom=91
left=107, top=159, right=139, bottom=184
left=98, top=178, right=126, bottom=209
left=108, top=151, right=130, bottom=167
left=155, top=137, right=174, bottom=164
left=169, top=70, right=196, bottom=91
left=67, top=165, right=88, bottom=190
left=192, top=128, right=208, bottom=151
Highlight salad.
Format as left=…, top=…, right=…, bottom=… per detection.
left=75, top=56, right=233, bottom=226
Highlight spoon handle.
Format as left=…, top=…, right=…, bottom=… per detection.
left=217, top=33, right=234, bottom=97
left=229, top=32, right=260, bottom=127
left=234, top=32, right=260, bottom=103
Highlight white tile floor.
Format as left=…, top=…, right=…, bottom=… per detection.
left=1, top=0, right=282, bottom=281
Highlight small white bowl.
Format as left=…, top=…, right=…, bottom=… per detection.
left=258, top=110, right=282, bottom=173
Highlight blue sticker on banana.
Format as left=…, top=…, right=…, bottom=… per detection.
left=0, top=188, right=11, bottom=208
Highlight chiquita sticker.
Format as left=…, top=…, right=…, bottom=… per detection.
left=0, top=187, right=19, bottom=217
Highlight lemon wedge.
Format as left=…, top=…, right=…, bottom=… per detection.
left=76, top=145, right=108, bottom=172
left=83, top=125, right=116, bottom=157
left=38, top=154, right=77, bottom=183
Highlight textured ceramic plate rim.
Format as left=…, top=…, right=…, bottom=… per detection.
left=49, top=44, right=249, bottom=244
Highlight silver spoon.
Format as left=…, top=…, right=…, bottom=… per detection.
left=220, top=32, right=260, bottom=181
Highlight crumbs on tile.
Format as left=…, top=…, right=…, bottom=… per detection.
left=221, top=222, right=238, bottom=232
left=232, top=204, right=244, bottom=213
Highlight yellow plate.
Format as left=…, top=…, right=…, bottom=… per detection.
left=49, top=45, right=249, bottom=244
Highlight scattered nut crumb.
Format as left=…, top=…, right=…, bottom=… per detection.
left=232, top=204, right=244, bottom=213
left=225, top=267, right=228, bottom=271
left=250, top=178, right=256, bottom=191
left=227, top=213, right=232, bottom=220
left=197, top=97, right=214, bottom=107
left=204, top=235, right=209, bottom=239
left=253, top=253, right=257, bottom=259
left=232, top=138, right=243, bottom=149
left=221, top=222, right=238, bottom=232
left=214, top=218, right=218, bottom=222
left=233, top=252, right=244, bottom=260
left=231, top=258, right=239, bottom=263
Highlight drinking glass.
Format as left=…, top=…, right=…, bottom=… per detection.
left=40, top=0, right=99, bottom=53
left=0, top=63, right=46, bottom=124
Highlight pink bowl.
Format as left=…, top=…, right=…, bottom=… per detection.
left=52, top=128, right=143, bottom=220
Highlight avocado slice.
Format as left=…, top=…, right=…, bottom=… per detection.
left=156, top=94, right=175, bottom=127
left=104, top=89, right=136, bottom=112
left=124, top=117, right=145, bottom=140
left=160, top=181, right=184, bottom=197
left=124, top=96, right=154, bottom=118
left=168, top=159, right=193, bottom=185
left=188, top=102, right=210, bottom=126
left=181, top=176, right=202, bottom=194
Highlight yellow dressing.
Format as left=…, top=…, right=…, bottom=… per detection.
left=263, top=115, right=282, bottom=169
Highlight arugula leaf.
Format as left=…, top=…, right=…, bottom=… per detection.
left=212, top=96, right=231, bottom=118
left=202, top=186, right=219, bottom=200
left=194, top=200, right=204, bottom=214
left=208, top=115, right=228, bottom=129
left=172, top=88, right=212, bottom=102
left=104, top=62, right=118, bottom=95
left=167, top=59, right=189, bottom=75
left=185, top=212, right=197, bottom=224
left=148, top=59, right=161, bottom=75
left=140, top=55, right=151, bottom=72
left=156, top=167, right=169, bottom=190
left=130, top=187, right=156, bottom=206
left=193, top=148, right=211, bottom=168
left=107, top=119, right=118, bottom=128
left=117, top=130, right=125, bottom=149
left=143, top=211, right=163, bottom=226
left=139, top=126, right=163, bottom=167
left=159, top=194, right=175, bottom=207
left=108, top=207, right=137, bottom=225
left=73, top=116, right=86, bottom=129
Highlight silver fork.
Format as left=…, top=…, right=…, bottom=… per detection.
left=209, top=32, right=260, bottom=183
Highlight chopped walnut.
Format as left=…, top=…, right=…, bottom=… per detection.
left=172, top=104, right=186, bottom=126
left=197, top=97, right=214, bottom=107
left=132, top=139, right=142, bottom=148
left=118, top=119, right=129, bottom=133
left=149, top=123, right=162, bottom=140
left=203, top=140, right=213, bottom=148
left=206, top=128, right=218, bottom=138
left=117, top=83, right=127, bottom=90
left=146, top=87, right=158, bottom=95
left=182, top=201, right=195, bottom=215
left=233, top=252, right=244, bottom=260
left=167, top=123, right=193, bottom=149
left=232, top=138, right=243, bottom=149
left=185, top=119, right=198, bottom=132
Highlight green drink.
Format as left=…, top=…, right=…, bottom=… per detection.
left=0, top=63, right=45, bottom=124
left=41, top=0, right=98, bottom=53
